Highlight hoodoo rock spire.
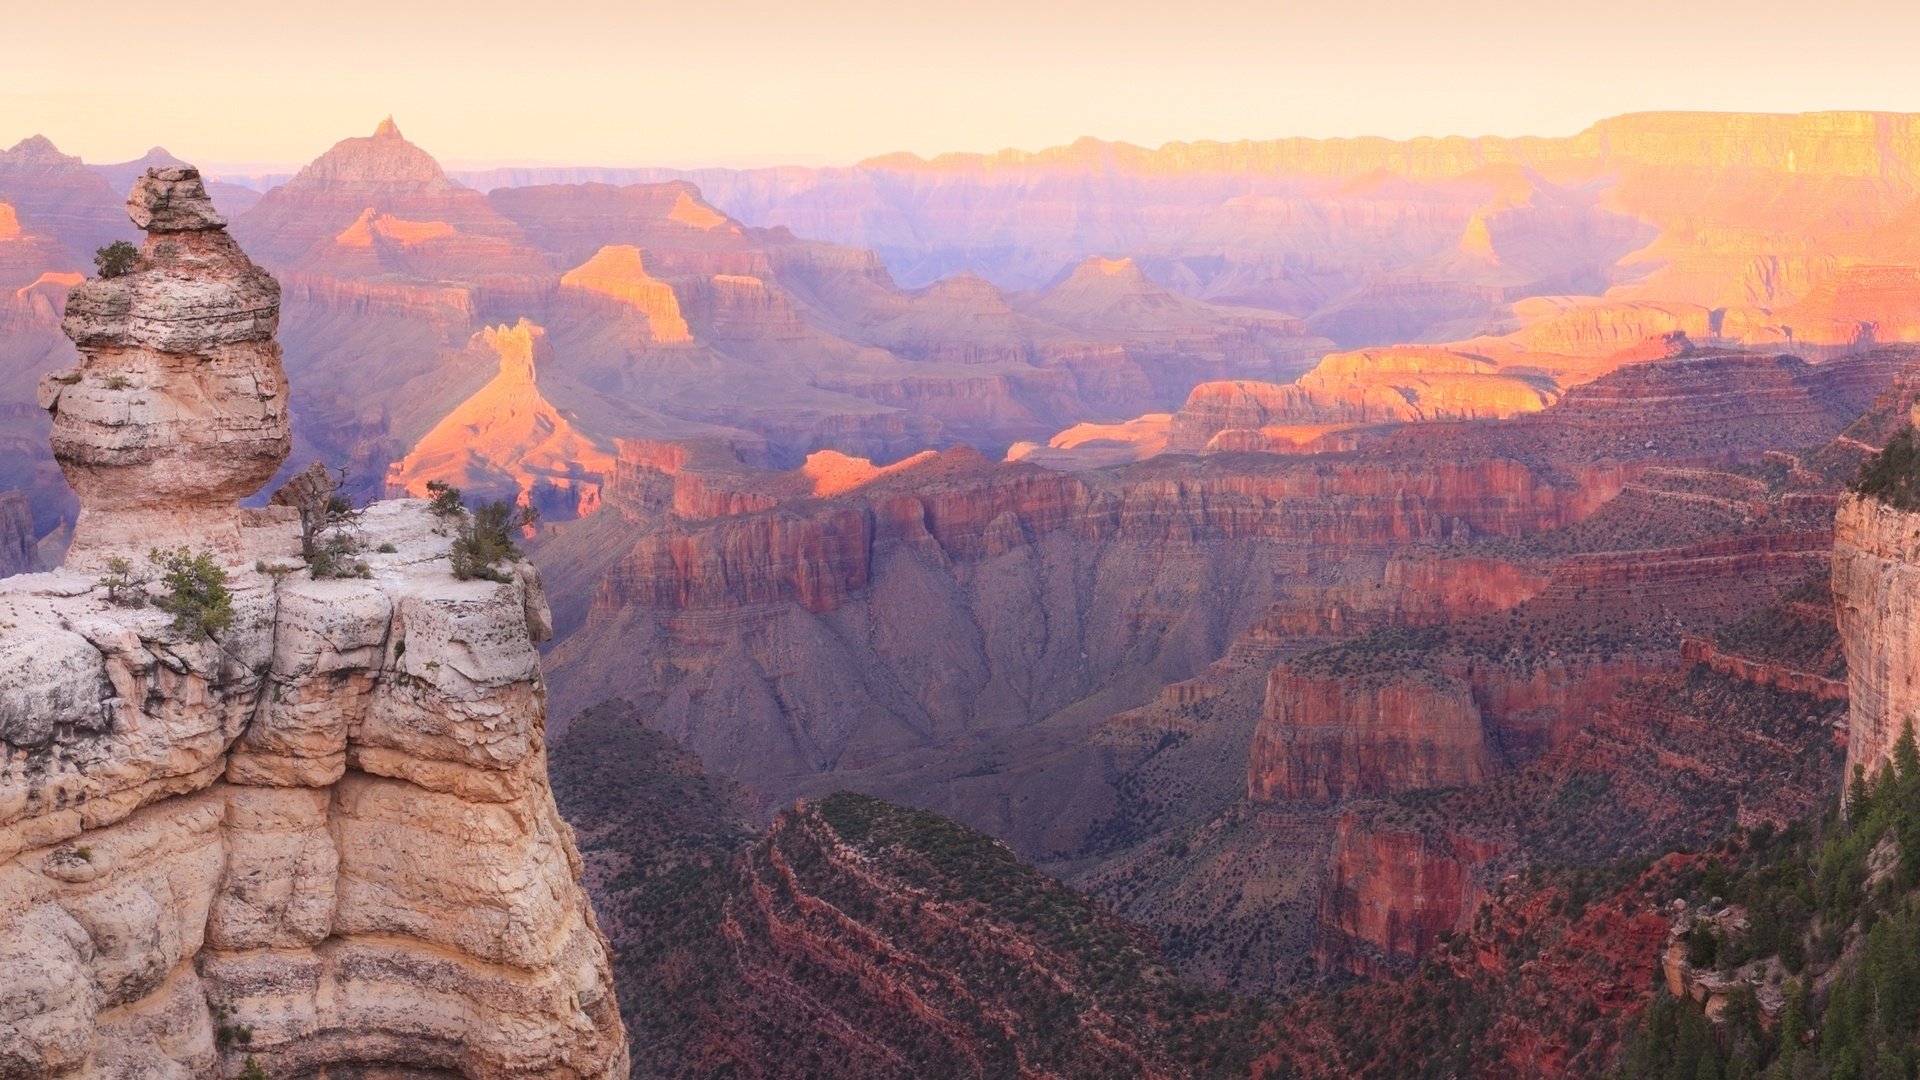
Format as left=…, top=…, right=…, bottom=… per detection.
left=41, top=165, right=290, bottom=569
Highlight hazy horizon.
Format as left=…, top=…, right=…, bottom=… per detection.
left=12, top=0, right=1920, bottom=171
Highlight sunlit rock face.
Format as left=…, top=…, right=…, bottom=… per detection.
left=385, top=318, right=615, bottom=520
left=648, top=110, right=1920, bottom=352
left=40, top=167, right=290, bottom=570
left=0, top=167, right=628, bottom=1078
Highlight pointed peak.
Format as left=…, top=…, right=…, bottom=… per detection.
left=4, top=135, right=71, bottom=164
left=373, top=116, right=402, bottom=139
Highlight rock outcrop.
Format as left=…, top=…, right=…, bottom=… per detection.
left=1833, top=489, right=1920, bottom=780
left=0, top=167, right=627, bottom=1078
left=383, top=319, right=615, bottom=519
left=0, top=491, right=32, bottom=576
left=39, top=168, right=290, bottom=570
left=1249, top=669, right=1495, bottom=802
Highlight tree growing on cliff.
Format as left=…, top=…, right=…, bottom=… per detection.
left=93, top=241, right=138, bottom=279
left=149, top=546, right=233, bottom=637
left=425, top=479, right=465, bottom=520
left=97, top=556, right=147, bottom=607
left=270, top=462, right=368, bottom=579
left=1850, top=425, right=1920, bottom=510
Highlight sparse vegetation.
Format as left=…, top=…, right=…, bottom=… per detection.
left=425, top=479, right=466, bottom=519
left=274, top=463, right=369, bottom=579
left=98, top=556, right=147, bottom=607
left=450, top=499, right=537, bottom=583
left=149, top=546, right=233, bottom=637
left=211, top=1002, right=254, bottom=1049
left=93, top=240, right=138, bottom=279
left=1614, top=723, right=1920, bottom=1079
left=1850, top=424, right=1920, bottom=510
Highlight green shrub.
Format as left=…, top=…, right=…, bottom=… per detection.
left=425, top=479, right=466, bottom=519
left=98, top=556, right=147, bottom=607
left=93, top=241, right=138, bottom=279
left=1851, top=425, right=1920, bottom=510
left=149, top=547, right=233, bottom=637
left=450, top=500, right=537, bottom=582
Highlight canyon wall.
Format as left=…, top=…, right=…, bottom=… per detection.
left=1833, top=490, right=1920, bottom=780
left=0, top=167, right=626, bottom=1078
left=0, top=491, right=32, bottom=576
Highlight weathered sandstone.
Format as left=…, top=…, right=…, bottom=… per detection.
left=1249, top=669, right=1495, bottom=802
left=40, top=167, right=289, bottom=569
left=1833, top=491, right=1920, bottom=780
left=0, top=166, right=626, bottom=1078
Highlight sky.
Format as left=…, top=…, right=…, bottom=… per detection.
left=10, top=0, right=1920, bottom=171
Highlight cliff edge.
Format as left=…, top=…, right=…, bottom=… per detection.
left=0, top=167, right=627, bottom=1077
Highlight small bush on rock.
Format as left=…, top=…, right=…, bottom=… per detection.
left=150, top=546, right=233, bottom=637
left=426, top=479, right=466, bottom=520
left=93, top=241, right=138, bottom=279
left=450, top=500, right=538, bottom=583
left=271, top=462, right=369, bottom=579
left=1852, top=424, right=1920, bottom=510
left=98, top=556, right=147, bottom=607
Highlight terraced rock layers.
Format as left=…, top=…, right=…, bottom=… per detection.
left=0, top=166, right=626, bottom=1078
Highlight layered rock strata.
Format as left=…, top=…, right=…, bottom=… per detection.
left=39, top=167, right=290, bottom=570
left=1833, top=490, right=1920, bottom=780
left=0, top=166, right=627, bottom=1078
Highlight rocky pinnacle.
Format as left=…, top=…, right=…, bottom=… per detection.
left=41, top=165, right=290, bottom=569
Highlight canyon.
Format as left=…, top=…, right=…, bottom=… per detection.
left=8, top=112, right=1920, bottom=565
left=0, top=167, right=625, bottom=1077
left=532, top=337, right=1915, bottom=1011
left=6, top=108, right=1920, bottom=1077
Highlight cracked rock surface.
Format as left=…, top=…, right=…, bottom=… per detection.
left=0, top=503, right=629, bottom=1079
left=1, top=165, right=627, bottom=1078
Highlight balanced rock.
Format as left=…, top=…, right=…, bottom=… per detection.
left=2, top=166, right=628, bottom=1076
left=42, top=166, right=289, bottom=569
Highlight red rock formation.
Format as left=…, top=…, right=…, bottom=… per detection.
left=236, top=119, right=540, bottom=270
left=1315, top=814, right=1506, bottom=975
left=559, top=245, right=693, bottom=343
left=1250, top=670, right=1495, bottom=802
left=1832, top=492, right=1920, bottom=780
left=384, top=319, right=615, bottom=518
left=0, top=135, right=129, bottom=260
left=1168, top=346, right=1556, bottom=451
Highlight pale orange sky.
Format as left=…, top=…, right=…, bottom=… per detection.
left=9, top=0, right=1920, bottom=169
